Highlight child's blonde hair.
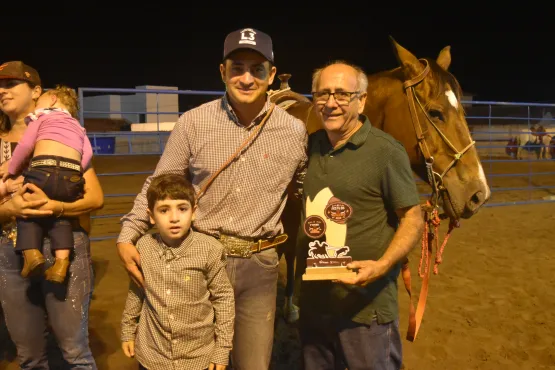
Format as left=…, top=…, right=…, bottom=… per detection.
left=45, top=85, right=79, bottom=119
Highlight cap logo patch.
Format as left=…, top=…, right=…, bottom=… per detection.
left=239, top=28, right=256, bottom=46
left=25, top=72, right=30, bottom=78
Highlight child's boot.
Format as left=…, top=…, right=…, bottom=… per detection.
left=21, top=249, right=45, bottom=278
left=45, top=258, right=70, bottom=283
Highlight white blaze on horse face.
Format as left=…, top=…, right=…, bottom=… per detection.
left=477, top=162, right=491, bottom=199
left=445, top=90, right=458, bottom=109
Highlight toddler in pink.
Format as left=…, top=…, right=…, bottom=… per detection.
left=3, top=85, right=93, bottom=283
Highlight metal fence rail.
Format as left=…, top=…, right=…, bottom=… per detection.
left=79, top=87, right=555, bottom=240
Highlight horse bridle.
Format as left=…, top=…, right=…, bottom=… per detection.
left=401, top=59, right=476, bottom=342
left=402, top=59, right=476, bottom=209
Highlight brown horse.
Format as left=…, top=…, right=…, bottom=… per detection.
left=271, top=37, right=491, bottom=324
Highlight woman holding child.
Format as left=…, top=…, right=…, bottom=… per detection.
left=0, top=61, right=103, bottom=369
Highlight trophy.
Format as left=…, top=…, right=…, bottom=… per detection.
left=301, top=199, right=357, bottom=281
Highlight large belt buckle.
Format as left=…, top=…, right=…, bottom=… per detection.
left=31, top=159, right=57, bottom=168
left=220, top=234, right=253, bottom=258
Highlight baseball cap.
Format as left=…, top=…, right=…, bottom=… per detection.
left=0, top=61, right=41, bottom=86
left=223, top=28, right=274, bottom=63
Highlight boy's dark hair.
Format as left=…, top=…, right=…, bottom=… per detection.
left=146, top=174, right=196, bottom=211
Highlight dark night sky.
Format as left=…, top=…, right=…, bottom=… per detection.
left=3, top=7, right=554, bottom=104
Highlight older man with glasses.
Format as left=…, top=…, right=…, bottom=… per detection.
left=296, top=60, right=424, bottom=370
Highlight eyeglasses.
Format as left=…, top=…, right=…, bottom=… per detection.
left=312, top=91, right=361, bottom=105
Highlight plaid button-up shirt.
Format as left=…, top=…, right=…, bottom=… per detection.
left=120, top=231, right=234, bottom=370
left=117, top=95, right=308, bottom=245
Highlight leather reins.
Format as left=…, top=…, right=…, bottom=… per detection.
left=401, top=59, right=475, bottom=342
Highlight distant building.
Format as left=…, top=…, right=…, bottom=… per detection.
left=461, top=93, right=474, bottom=108
left=82, top=85, right=179, bottom=125
left=538, top=111, right=555, bottom=129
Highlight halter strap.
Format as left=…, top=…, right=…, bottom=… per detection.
left=402, top=59, right=475, bottom=208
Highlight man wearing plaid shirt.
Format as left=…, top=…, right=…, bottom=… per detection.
left=117, top=27, right=308, bottom=369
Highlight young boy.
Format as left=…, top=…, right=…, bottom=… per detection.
left=2, top=85, right=92, bottom=283
left=120, top=173, right=234, bottom=370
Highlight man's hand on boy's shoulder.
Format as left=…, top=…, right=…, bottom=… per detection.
left=122, top=340, right=135, bottom=358
left=208, top=363, right=227, bottom=370
left=117, top=242, right=145, bottom=288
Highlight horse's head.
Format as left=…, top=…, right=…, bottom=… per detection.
left=383, top=37, right=490, bottom=220
left=270, top=39, right=491, bottom=220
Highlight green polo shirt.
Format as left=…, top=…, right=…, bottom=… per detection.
left=296, top=115, right=420, bottom=325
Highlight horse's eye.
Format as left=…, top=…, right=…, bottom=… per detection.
left=429, top=109, right=445, bottom=122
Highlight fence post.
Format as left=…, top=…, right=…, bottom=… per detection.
left=78, top=88, right=84, bottom=127
left=156, top=93, right=162, bottom=153
left=527, top=105, right=532, bottom=201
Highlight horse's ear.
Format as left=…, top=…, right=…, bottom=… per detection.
left=437, top=45, right=451, bottom=70
left=389, top=35, right=424, bottom=79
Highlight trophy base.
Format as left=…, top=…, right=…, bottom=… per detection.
left=302, top=257, right=357, bottom=281
left=302, top=266, right=357, bottom=281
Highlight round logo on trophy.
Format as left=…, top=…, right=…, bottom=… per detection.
left=324, top=200, right=353, bottom=224
left=303, top=215, right=326, bottom=239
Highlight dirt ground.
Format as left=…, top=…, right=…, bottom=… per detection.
left=1, top=153, right=554, bottom=370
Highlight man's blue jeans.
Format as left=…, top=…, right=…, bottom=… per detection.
left=225, top=248, right=280, bottom=370
left=0, top=230, right=97, bottom=369
left=300, top=311, right=403, bottom=370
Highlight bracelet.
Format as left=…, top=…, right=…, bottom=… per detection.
left=57, top=202, right=65, bottom=218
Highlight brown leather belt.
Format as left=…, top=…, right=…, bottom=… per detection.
left=219, top=233, right=288, bottom=258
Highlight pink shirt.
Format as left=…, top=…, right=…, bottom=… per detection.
left=8, top=108, right=93, bottom=175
